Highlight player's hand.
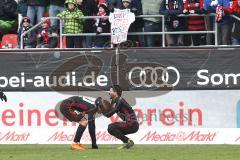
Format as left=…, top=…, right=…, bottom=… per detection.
left=0, top=90, right=7, bottom=102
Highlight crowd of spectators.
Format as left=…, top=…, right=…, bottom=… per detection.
left=1, top=0, right=240, bottom=49
left=0, top=0, right=18, bottom=43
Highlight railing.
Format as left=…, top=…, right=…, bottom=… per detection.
left=20, top=17, right=63, bottom=49
left=20, top=14, right=240, bottom=49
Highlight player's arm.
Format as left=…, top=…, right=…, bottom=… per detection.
left=101, top=98, right=121, bottom=118
left=95, top=97, right=121, bottom=118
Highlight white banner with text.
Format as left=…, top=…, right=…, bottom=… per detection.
left=1, top=91, right=240, bottom=144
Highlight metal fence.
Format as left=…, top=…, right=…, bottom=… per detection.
left=20, top=14, right=240, bottom=49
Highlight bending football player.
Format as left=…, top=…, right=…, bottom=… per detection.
left=59, top=96, right=102, bottom=150
left=98, top=85, right=139, bottom=149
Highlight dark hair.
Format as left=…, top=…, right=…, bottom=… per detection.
left=21, top=17, right=31, bottom=24
left=110, top=85, right=122, bottom=97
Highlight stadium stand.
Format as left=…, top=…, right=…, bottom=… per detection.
left=1, top=0, right=240, bottom=49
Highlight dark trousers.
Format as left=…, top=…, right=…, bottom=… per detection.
left=107, top=121, right=139, bottom=143
left=217, top=22, right=233, bottom=45
left=191, top=34, right=206, bottom=46
left=144, top=21, right=162, bottom=47
left=74, top=111, right=96, bottom=146
left=66, top=36, right=83, bottom=48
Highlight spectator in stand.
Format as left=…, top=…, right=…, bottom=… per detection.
left=233, top=0, right=240, bottom=14
left=107, top=0, right=142, bottom=11
left=224, top=0, right=240, bottom=45
left=17, top=0, right=28, bottom=17
left=57, top=0, right=84, bottom=48
left=0, top=0, right=18, bottom=41
left=49, top=0, right=65, bottom=31
left=98, top=0, right=107, bottom=5
left=160, top=0, right=185, bottom=46
left=232, top=0, right=240, bottom=45
left=77, top=0, right=98, bottom=48
left=183, top=0, right=206, bottom=46
left=18, top=17, right=36, bottom=49
left=26, top=0, right=49, bottom=26
left=94, top=3, right=110, bottom=47
left=37, top=19, right=58, bottom=48
left=120, top=0, right=143, bottom=47
left=142, top=0, right=162, bottom=47
left=232, top=20, right=240, bottom=45
left=223, top=0, right=240, bottom=14
left=107, top=0, right=122, bottom=10
left=107, top=0, right=144, bottom=46
left=132, top=0, right=144, bottom=46
left=205, top=0, right=233, bottom=45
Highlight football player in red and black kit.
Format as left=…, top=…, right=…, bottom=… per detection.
left=59, top=96, right=102, bottom=150
left=99, top=85, right=139, bottom=149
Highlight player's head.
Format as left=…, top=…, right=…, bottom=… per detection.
left=95, top=98, right=111, bottom=113
left=99, top=100, right=111, bottom=113
left=109, top=85, right=122, bottom=99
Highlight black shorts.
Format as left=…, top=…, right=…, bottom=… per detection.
left=60, top=100, right=86, bottom=122
left=108, top=121, right=139, bottom=135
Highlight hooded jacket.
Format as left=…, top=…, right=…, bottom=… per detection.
left=57, top=0, right=84, bottom=34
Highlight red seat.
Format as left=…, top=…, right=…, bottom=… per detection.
left=1, top=34, right=18, bottom=48
left=0, top=41, right=2, bottom=49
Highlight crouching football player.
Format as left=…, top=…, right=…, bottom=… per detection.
left=98, top=85, right=139, bottom=149
left=59, top=96, right=102, bottom=150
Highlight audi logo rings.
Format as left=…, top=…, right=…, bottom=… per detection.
left=128, top=66, right=180, bottom=87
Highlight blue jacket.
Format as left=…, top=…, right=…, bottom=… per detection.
left=204, top=0, right=232, bottom=24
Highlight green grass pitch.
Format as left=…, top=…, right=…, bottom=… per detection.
left=0, top=145, right=239, bottom=160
